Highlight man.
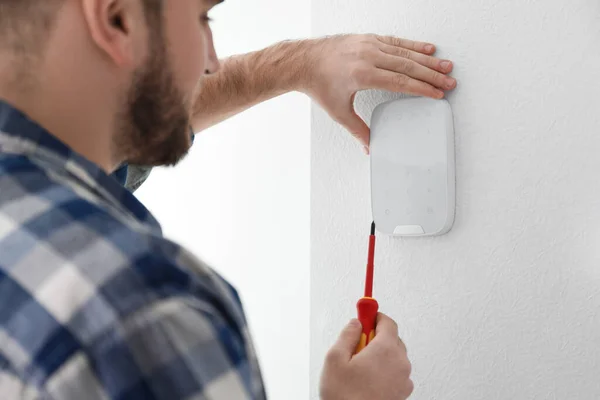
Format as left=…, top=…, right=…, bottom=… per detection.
left=0, top=1, right=456, bottom=399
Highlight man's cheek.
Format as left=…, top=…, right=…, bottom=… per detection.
left=179, top=52, right=205, bottom=96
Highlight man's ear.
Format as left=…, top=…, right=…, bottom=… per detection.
left=80, top=0, right=145, bottom=68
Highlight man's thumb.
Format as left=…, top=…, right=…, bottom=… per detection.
left=337, top=108, right=370, bottom=150
left=331, top=319, right=363, bottom=360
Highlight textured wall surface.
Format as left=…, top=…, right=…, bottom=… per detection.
left=311, top=1, right=600, bottom=399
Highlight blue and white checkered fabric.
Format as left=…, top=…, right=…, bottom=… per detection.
left=0, top=101, right=266, bottom=400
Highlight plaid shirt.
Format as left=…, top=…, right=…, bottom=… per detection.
left=0, top=101, right=266, bottom=400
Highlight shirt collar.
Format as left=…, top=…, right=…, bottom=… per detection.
left=0, top=99, right=161, bottom=233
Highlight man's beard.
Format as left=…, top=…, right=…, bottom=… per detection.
left=114, top=34, right=193, bottom=167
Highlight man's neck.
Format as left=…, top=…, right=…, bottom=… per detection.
left=0, top=65, right=118, bottom=173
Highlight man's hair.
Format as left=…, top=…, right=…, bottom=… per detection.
left=0, top=0, right=64, bottom=53
left=0, top=0, right=163, bottom=53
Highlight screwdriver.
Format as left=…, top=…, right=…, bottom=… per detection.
left=355, top=221, right=379, bottom=354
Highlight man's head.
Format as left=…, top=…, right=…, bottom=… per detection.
left=0, top=0, right=220, bottom=169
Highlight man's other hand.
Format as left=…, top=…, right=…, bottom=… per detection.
left=303, top=34, right=457, bottom=153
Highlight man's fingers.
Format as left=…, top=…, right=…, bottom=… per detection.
left=336, top=107, right=370, bottom=149
left=374, top=313, right=400, bottom=339
left=402, top=379, right=415, bottom=399
left=375, top=52, right=456, bottom=91
left=365, top=69, right=444, bottom=99
left=375, top=34, right=436, bottom=55
left=398, top=336, right=407, bottom=353
left=379, top=44, right=453, bottom=74
left=371, top=314, right=409, bottom=355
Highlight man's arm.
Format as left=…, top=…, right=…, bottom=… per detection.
left=122, top=42, right=312, bottom=193
left=192, top=40, right=312, bottom=132
left=121, top=34, right=455, bottom=192
left=191, top=34, right=456, bottom=151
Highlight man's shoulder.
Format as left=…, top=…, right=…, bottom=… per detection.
left=0, top=156, right=261, bottom=399
left=0, top=151, right=193, bottom=290
left=0, top=154, right=197, bottom=388
left=0, top=153, right=227, bottom=316
left=0, top=154, right=188, bottom=331
left=0, top=153, right=152, bottom=261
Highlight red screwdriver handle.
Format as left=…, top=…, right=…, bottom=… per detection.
left=355, top=297, right=379, bottom=353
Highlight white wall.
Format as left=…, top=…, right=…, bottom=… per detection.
left=136, top=0, right=310, bottom=398
left=311, top=1, right=600, bottom=399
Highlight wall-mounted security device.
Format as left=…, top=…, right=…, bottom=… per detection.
left=370, top=97, right=455, bottom=237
